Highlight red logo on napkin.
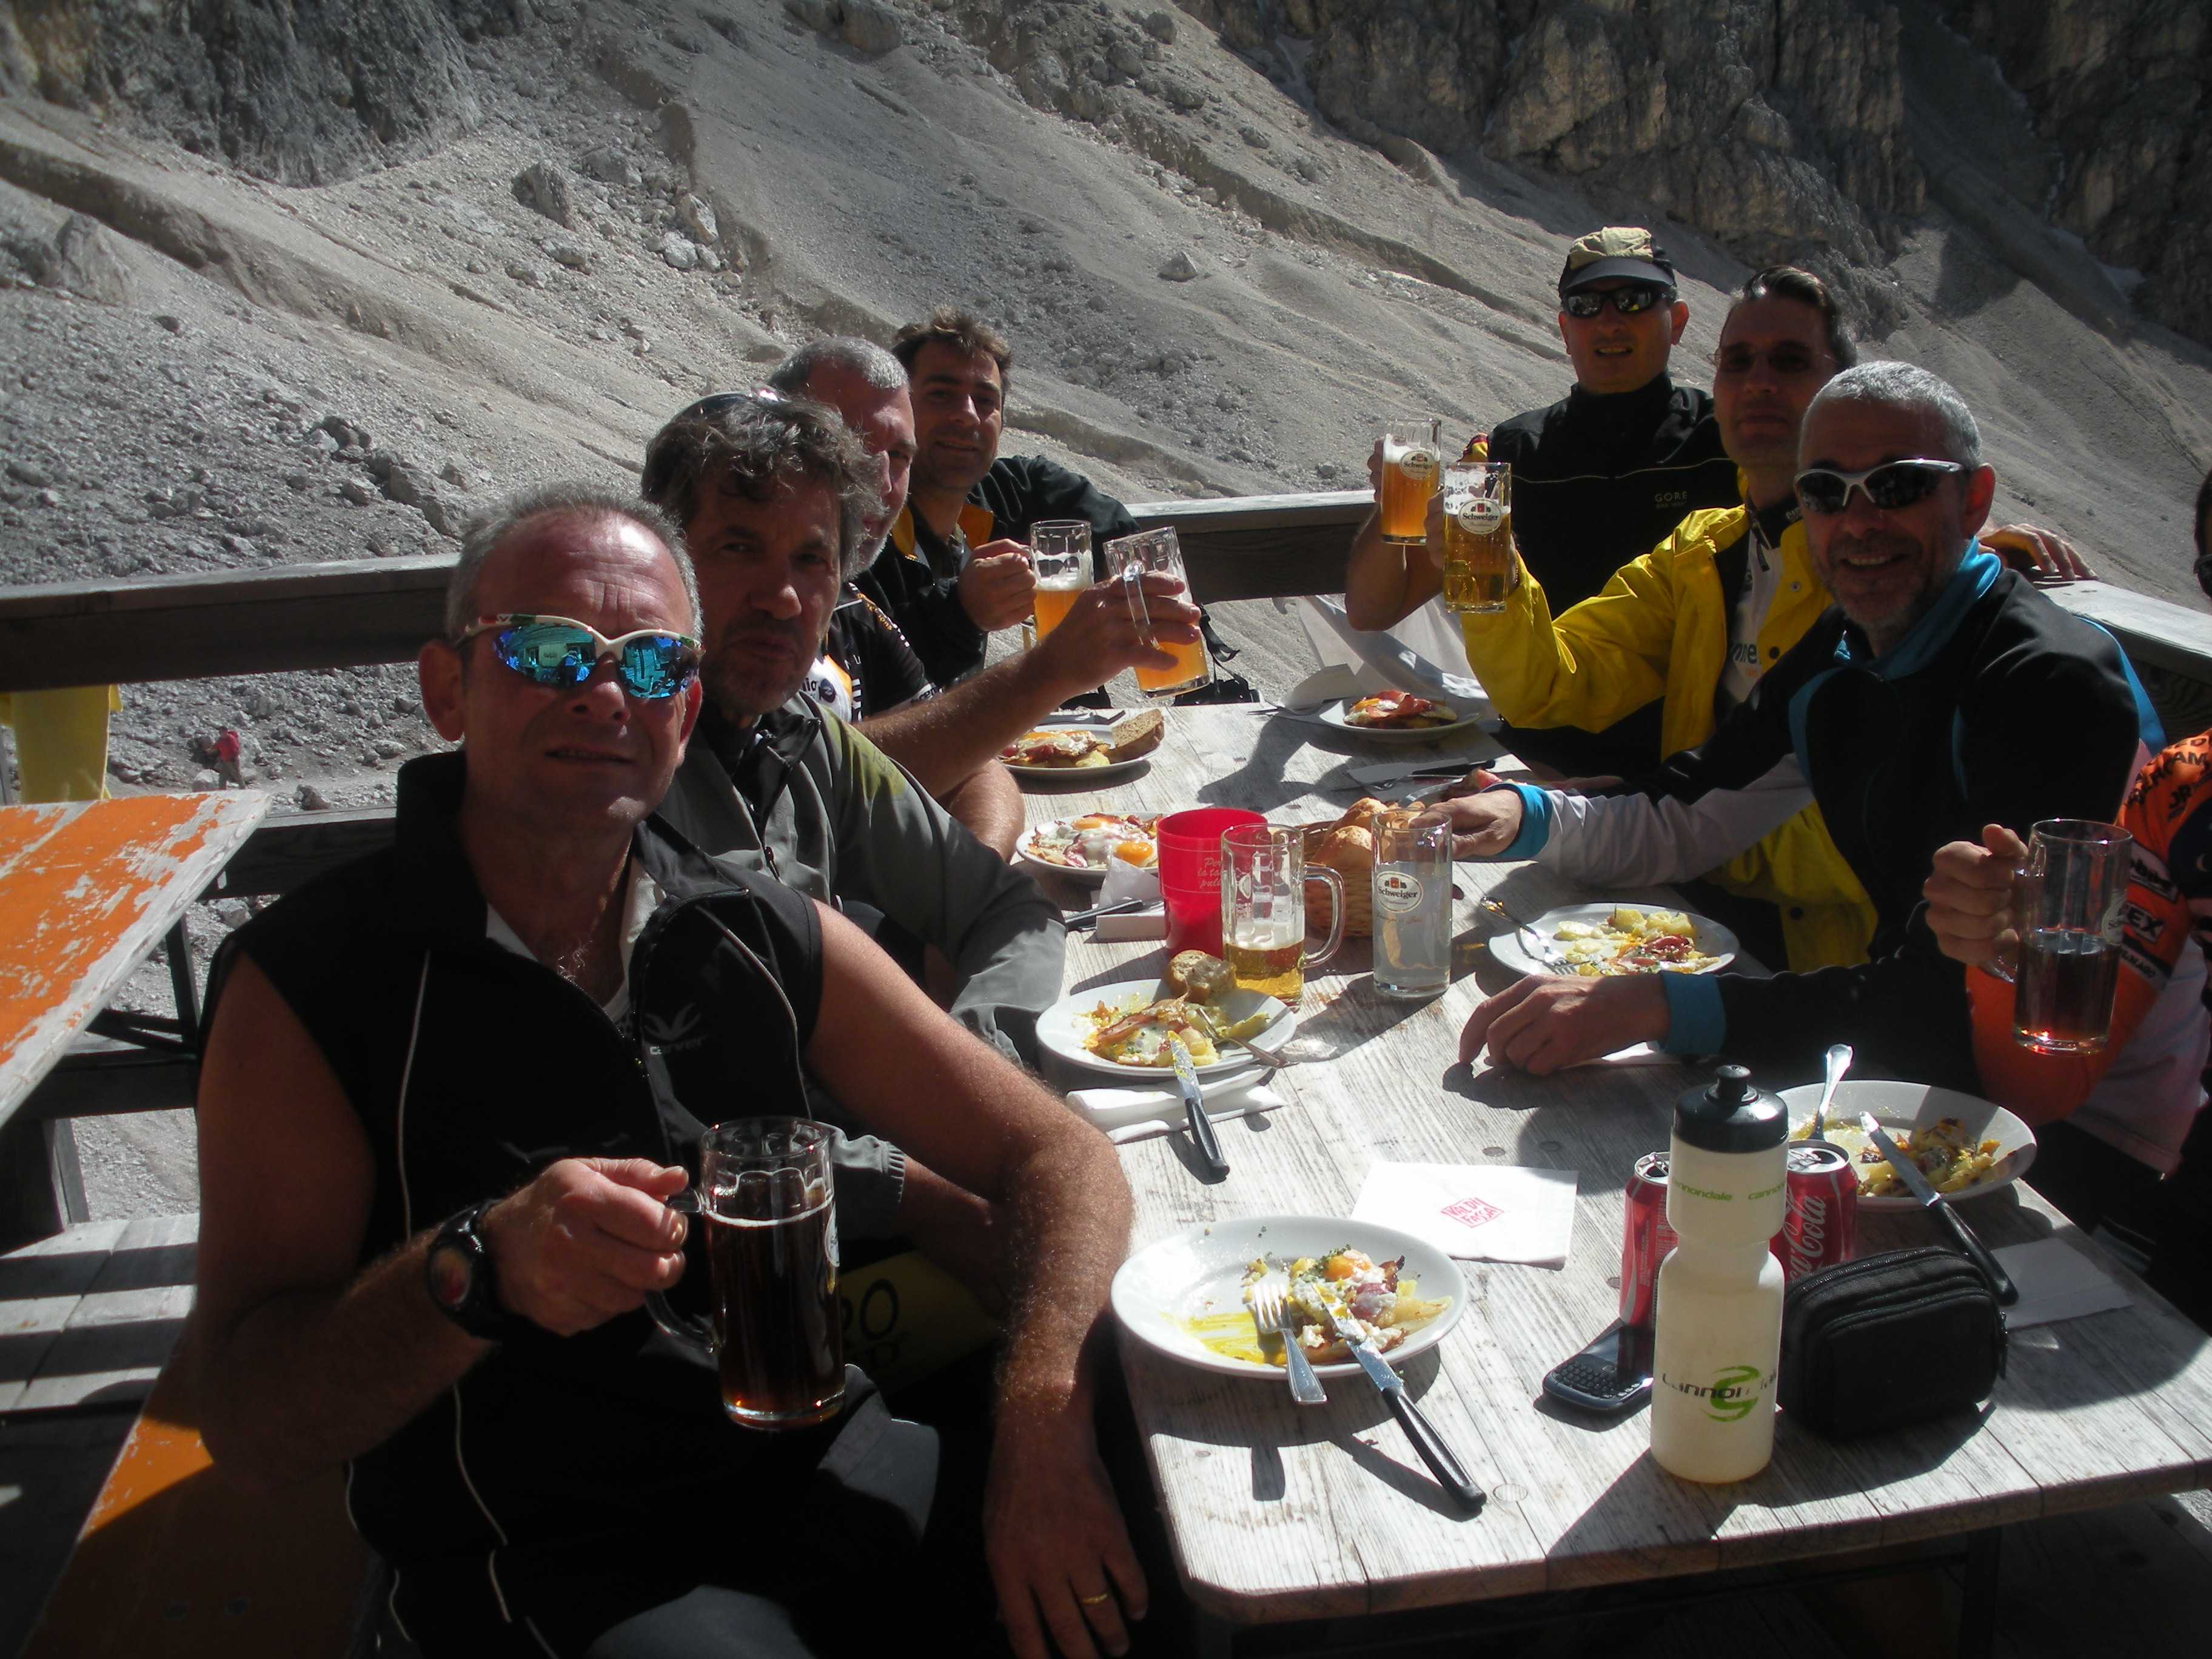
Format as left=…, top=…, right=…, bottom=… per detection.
left=1441, top=1196, right=1503, bottom=1229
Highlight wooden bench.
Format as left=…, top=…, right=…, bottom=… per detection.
left=5, top=1218, right=380, bottom=1659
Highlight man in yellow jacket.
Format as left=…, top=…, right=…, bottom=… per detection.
left=1446, top=269, right=2080, bottom=971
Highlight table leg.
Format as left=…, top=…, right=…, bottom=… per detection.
left=1191, top=1610, right=1235, bottom=1659
left=163, top=920, right=200, bottom=1038
left=1957, top=1527, right=2001, bottom=1659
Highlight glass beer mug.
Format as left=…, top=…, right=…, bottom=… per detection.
left=649, top=1118, right=845, bottom=1430
left=2001, top=819, right=2133, bottom=1054
left=1219, top=823, right=1346, bottom=1003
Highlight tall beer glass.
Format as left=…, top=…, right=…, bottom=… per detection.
left=649, top=1118, right=845, bottom=1430
left=1439, top=461, right=1513, bottom=614
left=1028, top=520, right=1090, bottom=642
left=1219, top=823, right=1345, bottom=1004
left=2009, top=820, right=2131, bottom=1054
left=1377, top=418, right=1444, bottom=545
left=1105, top=526, right=1210, bottom=698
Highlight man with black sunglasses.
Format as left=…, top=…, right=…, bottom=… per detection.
left=1346, top=227, right=1741, bottom=777
left=1443, top=363, right=2159, bottom=1090
left=183, top=484, right=1147, bottom=1658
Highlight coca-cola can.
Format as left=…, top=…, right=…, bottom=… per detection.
left=1619, top=1152, right=1678, bottom=1329
left=1773, top=1141, right=1858, bottom=1282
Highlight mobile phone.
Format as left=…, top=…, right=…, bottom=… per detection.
left=1541, top=1319, right=1654, bottom=1413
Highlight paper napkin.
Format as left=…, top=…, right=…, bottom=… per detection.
left=1352, top=1161, right=1579, bottom=1267
left=1992, top=1236, right=2134, bottom=1329
left=1064, top=1068, right=1285, bottom=1142
left=1090, top=857, right=1165, bottom=940
left=1568, top=1042, right=1676, bottom=1068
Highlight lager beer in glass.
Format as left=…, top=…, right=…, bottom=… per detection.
left=1105, top=526, right=1210, bottom=697
left=1439, top=461, right=1513, bottom=614
left=1028, top=520, right=1090, bottom=642
left=1377, top=418, right=1444, bottom=545
left=1219, top=824, right=1345, bottom=1003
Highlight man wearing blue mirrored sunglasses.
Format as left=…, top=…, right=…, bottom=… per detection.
left=184, top=484, right=1142, bottom=1657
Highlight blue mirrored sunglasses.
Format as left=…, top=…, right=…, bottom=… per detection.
left=453, top=614, right=700, bottom=700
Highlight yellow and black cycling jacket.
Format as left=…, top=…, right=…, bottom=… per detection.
left=1460, top=499, right=1877, bottom=972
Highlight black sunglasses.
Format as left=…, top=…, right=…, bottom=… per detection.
left=1794, top=458, right=1967, bottom=517
left=1561, top=283, right=1675, bottom=319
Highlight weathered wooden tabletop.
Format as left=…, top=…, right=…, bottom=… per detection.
left=1017, top=707, right=2212, bottom=1626
left=0, top=792, right=270, bottom=1131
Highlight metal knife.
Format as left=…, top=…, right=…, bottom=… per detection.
left=1323, top=1307, right=1485, bottom=1512
left=1860, top=1113, right=2019, bottom=1305
left=1062, top=896, right=1150, bottom=930
left=1165, top=1036, right=1229, bottom=1178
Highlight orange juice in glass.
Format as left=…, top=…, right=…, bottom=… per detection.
left=1104, top=526, right=1210, bottom=699
left=1028, top=521, right=1090, bottom=642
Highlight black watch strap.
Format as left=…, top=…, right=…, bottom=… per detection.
left=426, top=1200, right=529, bottom=1342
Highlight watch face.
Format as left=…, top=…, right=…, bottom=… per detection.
left=429, top=1243, right=474, bottom=1312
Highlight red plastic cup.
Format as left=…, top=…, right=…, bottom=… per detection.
left=1156, top=808, right=1264, bottom=957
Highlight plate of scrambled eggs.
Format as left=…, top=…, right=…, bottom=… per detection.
left=1110, top=1216, right=1463, bottom=1379
left=1488, top=902, right=1737, bottom=979
left=1782, top=1080, right=2036, bottom=1208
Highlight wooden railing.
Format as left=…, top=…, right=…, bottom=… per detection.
left=7, top=484, right=2212, bottom=811
left=0, top=492, right=1373, bottom=694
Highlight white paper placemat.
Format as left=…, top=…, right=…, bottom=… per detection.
left=1993, top=1236, right=2134, bottom=1329
left=1352, top=1162, right=1579, bottom=1267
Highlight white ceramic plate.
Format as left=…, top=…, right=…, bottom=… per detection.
left=1313, top=697, right=1490, bottom=743
left=1111, top=1215, right=1466, bottom=1381
left=1037, top=977, right=1295, bottom=1079
left=1005, top=753, right=1154, bottom=786
left=1004, top=720, right=1155, bottom=787
left=1487, top=901, right=1740, bottom=979
left=1014, top=817, right=1160, bottom=886
left=1781, top=1081, right=2036, bottom=1210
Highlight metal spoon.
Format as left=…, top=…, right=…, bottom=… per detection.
left=1809, top=1043, right=1852, bottom=1143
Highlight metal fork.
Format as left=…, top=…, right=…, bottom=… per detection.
left=1191, top=1005, right=1293, bottom=1068
left=1479, top=897, right=1571, bottom=971
left=1249, top=1271, right=1327, bottom=1404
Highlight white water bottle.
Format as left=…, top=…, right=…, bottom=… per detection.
left=1649, top=1064, right=1789, bottom=1483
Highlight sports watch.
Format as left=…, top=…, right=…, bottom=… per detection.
left=425, top=1199, right=528, bottom=1342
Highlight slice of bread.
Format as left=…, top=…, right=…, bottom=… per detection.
left=1105, top=709, right=1164, bottom=760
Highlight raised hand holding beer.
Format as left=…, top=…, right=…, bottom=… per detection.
left=1923, top=824, right=2028, bottom=968
left=479, top=1155, right=690, bottom=1338
left=962, top=537, right=1041, bottom=631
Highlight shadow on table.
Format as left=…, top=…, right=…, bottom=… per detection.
left=1190, top=718, right=1382, bottom=816
left=1123, top=1345, right=1482, bottom=1520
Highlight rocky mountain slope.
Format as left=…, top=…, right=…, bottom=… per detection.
left=1, top=0, right=2208, bottom=796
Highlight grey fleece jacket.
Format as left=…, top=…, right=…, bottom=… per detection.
left=657, top=697, right=1068, bottom=1232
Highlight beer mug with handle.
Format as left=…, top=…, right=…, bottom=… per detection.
left=2000, top=819, right=2133, bottom=1054
left=1219, top=823, right=1346, bottom=1004
left=648, top=1118, right=845, bottom=1430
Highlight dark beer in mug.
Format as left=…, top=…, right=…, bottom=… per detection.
left=705, top=1195, right=843, bottom=1428
left=2009, top=820, right=2131, bottom=1056
left=2014, top=927, right=2122, bottom=1056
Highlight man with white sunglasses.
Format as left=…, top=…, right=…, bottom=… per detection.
left=1443, top=363, right=2162, bottom=1085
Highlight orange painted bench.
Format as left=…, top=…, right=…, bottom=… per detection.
left=20, top=1359, right=377, bottom=1658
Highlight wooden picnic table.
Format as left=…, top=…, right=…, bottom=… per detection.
left=0, top=792, right=270, bottom=1134
left=1017, top=707, right=2212, bottom=1644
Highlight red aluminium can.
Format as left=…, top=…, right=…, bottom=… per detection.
left=1773, top=1141, right=1859, bottom=1282
left=1619, top=1152, right=1678, bottom=1329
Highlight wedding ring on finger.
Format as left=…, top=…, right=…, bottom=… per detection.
left=1078, top=1591, right=1113, bottom=1607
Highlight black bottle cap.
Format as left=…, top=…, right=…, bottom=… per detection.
left=1673, top=1064, right=1788, bottom=1154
